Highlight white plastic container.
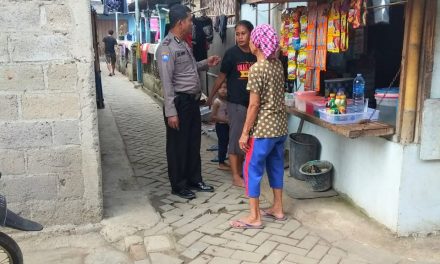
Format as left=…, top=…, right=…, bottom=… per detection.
left=318, top=108, right=380, bottom=125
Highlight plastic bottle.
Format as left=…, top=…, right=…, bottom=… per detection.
left=353, top=74, right=365, bottom=113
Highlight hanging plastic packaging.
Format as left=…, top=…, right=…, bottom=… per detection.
left=372, top=0, right=390, bottom=24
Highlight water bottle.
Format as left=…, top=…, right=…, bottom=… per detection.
left=353, top=74, right=365, bottom=113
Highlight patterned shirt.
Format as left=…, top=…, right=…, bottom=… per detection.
left=247, top=59, right=288, bottom=138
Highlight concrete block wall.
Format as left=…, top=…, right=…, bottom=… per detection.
left=0, top=0, right=103, bottom=225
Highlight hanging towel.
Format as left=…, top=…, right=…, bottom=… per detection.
left=219, top=15, right=227, bottom=43
left=214, top=16, right=220, bottom=32
left=141, top=43, right=150, bottom=64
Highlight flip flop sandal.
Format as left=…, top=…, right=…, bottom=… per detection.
left=261, top=209, right=288, bottom=221
left=206, top=145, right=219, bottom=151
left=230, top=220, right=264, bottom=229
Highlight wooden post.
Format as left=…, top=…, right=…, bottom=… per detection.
left=399, top=0, right=426, bottom=144
left=414, top=0, right=437, bottom=143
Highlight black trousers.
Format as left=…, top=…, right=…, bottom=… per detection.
left=164, top=94, right=203, bottom=192
left=215, top=123, right=229, bottom=164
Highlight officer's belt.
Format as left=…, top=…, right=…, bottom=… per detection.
left=175, top=92, right=201, bottom=101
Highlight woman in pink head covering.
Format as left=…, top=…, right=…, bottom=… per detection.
left=230, top=24, right=288, bottom=229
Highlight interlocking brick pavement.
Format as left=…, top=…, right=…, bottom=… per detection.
left=103, top=73, right=372, bottom=264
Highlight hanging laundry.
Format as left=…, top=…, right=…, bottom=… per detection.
left=141, top=43, right=150, bottom=64
left=219, top=15, right=228, bottom=43
left=214, top=16, right=220, bottom=32
left=193, top=16, right=214, bottom=61
left=150, top=18, right=159, bottom=32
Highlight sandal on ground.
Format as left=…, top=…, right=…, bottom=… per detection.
left=261, top=209, right=288, bottom=221
left=230, top=219, right=264, bottom=229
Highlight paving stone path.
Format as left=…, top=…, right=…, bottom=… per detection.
left=103, top=72, right=371, bottom=264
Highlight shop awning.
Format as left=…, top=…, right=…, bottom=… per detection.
left=287, top=107, right=395, bottom=139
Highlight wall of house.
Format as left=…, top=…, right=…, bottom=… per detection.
left=397, top=144, right=440, bottom=235
left=97, top=14, right=136, bottom=39
left=0, top=0, right=102, bottom=225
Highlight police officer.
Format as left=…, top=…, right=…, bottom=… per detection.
left=156, top=4, right=220, bottom=199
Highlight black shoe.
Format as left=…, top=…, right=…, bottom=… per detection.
left=188, top=182, right=215, bottom=192
left=171, top=189, right=196, bottom=199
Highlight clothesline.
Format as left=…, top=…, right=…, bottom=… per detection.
left=206, top=14, right=235, bottom=18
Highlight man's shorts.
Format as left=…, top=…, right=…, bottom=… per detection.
left=105, top=53, right=116, bottom=65
left=226, top=102, right=247, bottom=155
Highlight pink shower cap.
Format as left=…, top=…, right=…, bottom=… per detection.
left=250, top=24, right=279, bottom=59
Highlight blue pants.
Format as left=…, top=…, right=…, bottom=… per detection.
left=215, top=123, right=229, bottom=164
left=243, top=136, right=287, bottom=198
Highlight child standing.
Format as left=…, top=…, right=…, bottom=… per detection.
left=211, top=83, right=230, bottom=171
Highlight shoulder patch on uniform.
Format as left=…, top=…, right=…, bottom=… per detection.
left=161, top=52, right=170, bottom=62
left=162, top=38, right=171, bottom=46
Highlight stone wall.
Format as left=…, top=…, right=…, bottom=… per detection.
left=0, top=0, right=103, bottom=225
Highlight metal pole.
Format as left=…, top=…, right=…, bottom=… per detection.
left=145, top=11, right=151, bottom=43
left=135, top=0, right=143, bottom=84
left=115, top=12, right=119, bottom=40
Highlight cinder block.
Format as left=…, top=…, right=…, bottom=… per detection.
left=9, top=34, right=71, bottom=62
left=0, top=34, right=8, bottom=62
left=47, top=63, right=77, bottom=91
left=144, top=235, right=173, bottom=252
left=22, top=93, right=80, bottom=119
left=0, top=3, right=40, bottom=31
left=0, top=65, right=45, bottom=91
left=0, top=121, right=52, bottom=148
left=125, top=236, right=144, bottom=250
left=129, top=244, right=147, bottom=261
left=1, top=174, right=58, bottom=203
left=57, top=172, right=84, bottom=199
left=0, top=95, right=18, bottom=120
left=27, top=146, right=82, bottom=174
left=0, top=150, right=25, bottom=175
left=41, top=5, right=73, bottom=32
left=53, top=120, right=80, bottom=145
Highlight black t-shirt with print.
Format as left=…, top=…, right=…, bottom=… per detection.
left=220, top=46, right=257, bottom=107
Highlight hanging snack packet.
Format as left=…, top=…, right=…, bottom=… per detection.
left=340, top=0, right=350, bottom=51
left=287, top=47, right=297, bottom=80
left=299, top=8, right=308, bottom=50
left=349, top=0, right=362, bottom=29
left=327, top=0, right=341, bottom=53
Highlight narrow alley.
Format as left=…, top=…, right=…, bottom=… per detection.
left=16, top=69, right=440, bottom=264
left=100, top=68, right=372, bottom=264
left=97, top=69, right=439, bottom=264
